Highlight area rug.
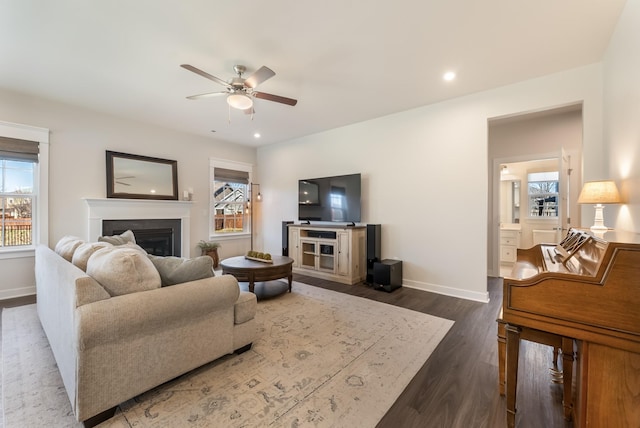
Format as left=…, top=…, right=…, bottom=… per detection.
left=2, top=281, right=454, bottom=428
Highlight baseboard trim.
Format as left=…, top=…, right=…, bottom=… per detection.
left=0, top=285, right=36, bottom=301
left=402, top=279, right=490, bottom=303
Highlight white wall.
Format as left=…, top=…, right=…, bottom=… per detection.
left=258, top=64, right=605, bottom=302
left=0, top=88, right=256, bottom=298
left=603, top=0, right=640, bottom=231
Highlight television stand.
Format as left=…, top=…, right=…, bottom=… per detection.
left=288, top=224, right=365, bottom=285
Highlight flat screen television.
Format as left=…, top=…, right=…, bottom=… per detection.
left=298, top=173, right=361, bottom=223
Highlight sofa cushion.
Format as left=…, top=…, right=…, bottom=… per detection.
left=98, top=229, right=136, bottom=246
left=234, top=291, right=257, bottom=324
left=86, top=246, right=161, bottom=296
left=72, top=241, right=113, bottom=272
left=147, top=254, right=214, bottom=286
left=54, top=235, right=85, bottom=262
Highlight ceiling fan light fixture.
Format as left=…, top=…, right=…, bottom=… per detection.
left=227, top=93, right=253, bottom=110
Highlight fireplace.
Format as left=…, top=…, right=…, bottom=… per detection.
left=102, top=219, right=181, bottom=256
left=84, top=198, right=193, bottom=257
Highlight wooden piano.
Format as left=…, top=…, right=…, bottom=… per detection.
left=498, top=228, right=640, bottom=427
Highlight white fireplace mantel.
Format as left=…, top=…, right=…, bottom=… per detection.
left=84, top=198, right=194, bottom=257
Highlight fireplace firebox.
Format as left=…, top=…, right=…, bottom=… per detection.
left=102, top=219, right=181, bottom=256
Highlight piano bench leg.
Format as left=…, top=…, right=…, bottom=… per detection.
left=561, top=337, right=574, bottom=421
left=505, top=324, right=522, bottom=428
left=507, top=409, right=517, bottom=428
left=550, top=346, right=563, bottom=383
left=497, top=319, right=506, bottom=396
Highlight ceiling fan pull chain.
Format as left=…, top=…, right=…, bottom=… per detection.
left=228, top=104, right=231, bottom=124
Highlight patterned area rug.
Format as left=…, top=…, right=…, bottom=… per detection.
left=2, top=281, right=453, bottom=428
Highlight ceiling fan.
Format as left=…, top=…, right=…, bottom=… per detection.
left=180, top=64, right=298, bottom=113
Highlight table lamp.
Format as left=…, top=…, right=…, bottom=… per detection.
left=577, top=180, right=622, bottom=232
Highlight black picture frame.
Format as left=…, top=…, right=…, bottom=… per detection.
left=106, top=151, right=178, bottom=200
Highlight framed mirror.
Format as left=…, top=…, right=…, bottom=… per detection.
left=106, top=151, right=178, bottom=200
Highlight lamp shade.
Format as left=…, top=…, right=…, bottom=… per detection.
left=577, top=180, right=622, bottom=204
left=227, top=93, right=253, bottom=110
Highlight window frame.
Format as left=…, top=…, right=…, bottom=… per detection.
left=209, top=158, right=253, bottom=240
left=0, top=121, right=49, bottom=259
left=527, top=170, right=559, bottom=219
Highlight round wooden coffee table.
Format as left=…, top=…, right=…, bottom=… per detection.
left=220, top=255, right=294, bottom=293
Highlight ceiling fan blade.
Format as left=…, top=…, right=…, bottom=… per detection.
left=186, top=91, right=228, bottom=100
left=244, top=66, right=275, bottom=88
left=254, top=91, right=298, bottom=106
left=180, top=64, right=230, bottom=87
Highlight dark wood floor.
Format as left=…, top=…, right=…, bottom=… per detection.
left=295, top=274, right=573, bottom=428
left=0, top=277, right=572, bottom=428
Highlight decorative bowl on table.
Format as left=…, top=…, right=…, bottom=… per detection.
left=245, top=251, right=273, bottom=263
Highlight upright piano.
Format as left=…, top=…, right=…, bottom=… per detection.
left=499, top=228, right=640, bottom=427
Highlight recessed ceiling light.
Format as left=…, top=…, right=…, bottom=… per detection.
left=443, top=71, right=456, bottom=81
left=254, top=133, right=261, bottom=138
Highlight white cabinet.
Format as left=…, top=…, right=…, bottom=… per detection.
left=337, top=231, right=350, bottom=276
left=288, top=225, right=365, bottom=285
left=500, top=227, right=521, bottom=264
left=289, top=227, right=300, bottom=268
left=500, top=245, right=517, bottom=263
left=300, top=239, right=336, bottom=272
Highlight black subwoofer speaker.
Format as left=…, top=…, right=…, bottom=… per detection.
left=282, top=221, right=293, bottom=256
left=373, top=259, right=402, bottom=292
left=366, top=224, right=381, bottom=284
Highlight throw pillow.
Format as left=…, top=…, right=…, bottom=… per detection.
left=98, top=229, right=136, bottom=246
left=72, top=241, right=113, bottom=272
left=86, top=245, right=161, bottom=296
left=54, top=235, right=85, bottom=262
left=147, top=254, right=215, bottom=287
left=119, top=241, right=148, bottom=253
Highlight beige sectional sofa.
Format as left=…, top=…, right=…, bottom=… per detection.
left=35, top=241, right=257, bottom=424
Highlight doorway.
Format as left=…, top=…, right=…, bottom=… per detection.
left=487, top=104, right=583, bottom=277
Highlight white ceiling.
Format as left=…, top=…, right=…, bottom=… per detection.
left=1, top=0, right=626, bottom=147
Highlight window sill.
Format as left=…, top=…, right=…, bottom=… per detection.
left=209, top=232, right=250, bottom=242
left=0, top=247, right=36, bottom=260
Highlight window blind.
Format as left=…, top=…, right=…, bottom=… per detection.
left=214, top=167, right=249, bottom=184
left=0, top=136, right=39, bottom=162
